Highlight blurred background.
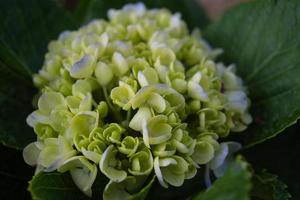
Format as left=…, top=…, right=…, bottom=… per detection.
left=200, top=0, right=249, bottom=20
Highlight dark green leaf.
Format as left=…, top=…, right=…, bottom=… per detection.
left=204, top=0, right=300, bottom=147
left=0, top=144, right=33, bottom=199
left=29, top=172, right=89, bottom=200
left=251, top=169, right=291, bottom=200
left=193, top=157, right=251, bottom=200
left=29, top=171, right=155, bottom=200
left=0, top=0, right=76, bottom=149
left=73, top=0, right=209, bottom=30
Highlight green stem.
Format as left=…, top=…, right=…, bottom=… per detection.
left=102, top=86, right=123, bottom=122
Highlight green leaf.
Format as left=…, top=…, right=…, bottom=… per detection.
left=29, top=172, right=89, bottom=200
left=251, top=170, right=291, bottom=200
left=193, top=157, right=251, bottom=200
left=29, top=171, right=154, bottom=200
left=204, top=0, right=300, bottom=147
left=73, top=0, right=208, bottom=29
left=0, top=0, right=75, bottom=149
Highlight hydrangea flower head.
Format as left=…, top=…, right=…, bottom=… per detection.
left=23, top=3, right=252, bottom=199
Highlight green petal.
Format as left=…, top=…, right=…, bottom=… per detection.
left=129, top=107, right=152, bottom=131
left=38, top=92, right=67, bottom=115
left=66, top=93, right=92, bottom=114
left=147, top=93, right=166, bottom=113
left=129, top=85, right=155, bottom=109
left=171, top=78, right=187, bottom=93
left=26, top=110, right=49, bottom=128
left=100, top=145, right=127, bottom=182
left=110, top=84, right=135, bottom=109
left=39, top=136, right=77, bottom=171
left=58, top=156, right=97, bottom=197
left=137, top=67, right=159, bottom=87
left=23, top=142, right=42, bottom=166
left=171, top=129, right=196, bottom=155
left=49, top=109, right=73, bottom=133
left=112, top=52, right=129, bottom=76
left=70, top=55, right=95, bottom=79
left=103, top=123, right=124, bottom=144
left=187, top=81, right=208, bottom=101
left=70, top=111, right=98, bottom=138
left=154, top=157, right=168, bottom=188
left=144, top=115, right=172, bottom=145
left=128, top=148, right=153, bottom=176
left=191, top=141, right=214, bottom=164
left=34, top=123, right=57, bottom=140
left=103, top=175, right=149, bottom=200
left=153, top=142, right=176, bottom=157
left=152, top=47, right=176, bottom=66
left=95, top=61, right=113, bottom=86
left=160, top=156, right=188, bottom=187
left=82, top=148, right=102, bottom=164
left=72, top=79, right=93, bottom=98
left=97, top=101, right=109, bottom=119
left=118, top=136, right=139, bottom=157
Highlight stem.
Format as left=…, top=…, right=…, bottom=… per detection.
left=204, top=164, right=212, bottom=188
left=102, top=86, right=123, bottom=122
left=126, top=108, right=132, bottom=122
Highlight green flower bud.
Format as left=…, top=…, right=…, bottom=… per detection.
left=82, top=139, right=107, bottom=163
left=97, top=101, right=109, bottom=119
left=171, top=128, right=195, bottom=155
left=103, top=123, right=124, bottom=144
left=112, top=52, right=129, bottom=76
left=128, top=147, right=153, bottom=175
left=118, top=136, right=139, bottom=157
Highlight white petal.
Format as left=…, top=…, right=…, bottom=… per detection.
left=209, top=143, right=229, bottom=170
left=23, top=142, right=41, bottom=166
left=154, top=157, right=168, bottom=188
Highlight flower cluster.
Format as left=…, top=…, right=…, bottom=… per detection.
left=23, top=3, right=252, bottom=199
